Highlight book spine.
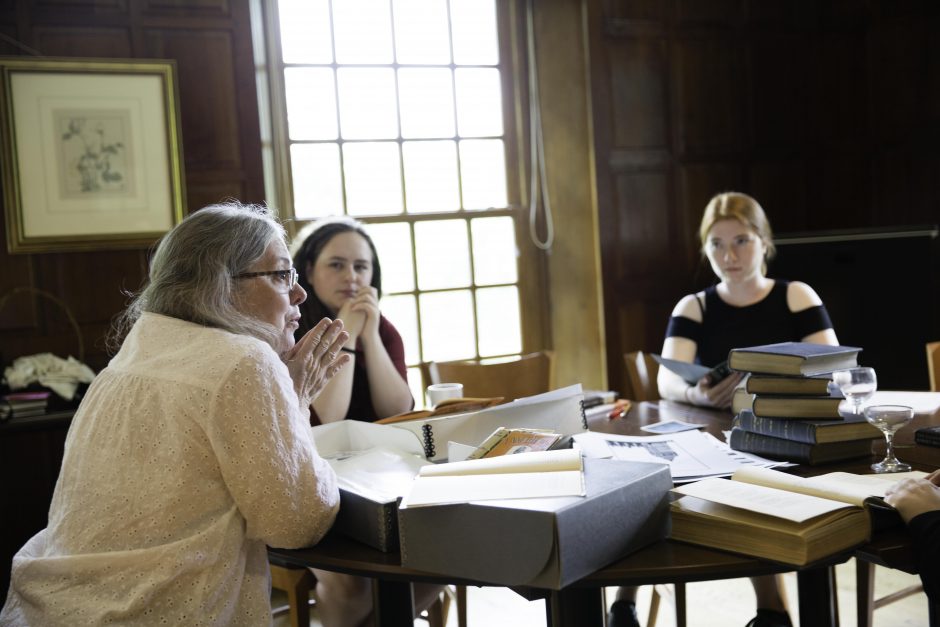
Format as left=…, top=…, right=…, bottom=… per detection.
left=735, top=411, right=817, bottom=444
left=915, top=432, right=940, bottom=448
left=729, top=427, right=812, bottom=463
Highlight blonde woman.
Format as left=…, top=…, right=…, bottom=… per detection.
left=610, top=192, right=839, bottom=627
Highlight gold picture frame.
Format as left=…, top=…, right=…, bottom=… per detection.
left=0, top=57, right=186, bottom=253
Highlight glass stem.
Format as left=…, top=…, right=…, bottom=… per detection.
left=884, top=432, right=896, bottom=462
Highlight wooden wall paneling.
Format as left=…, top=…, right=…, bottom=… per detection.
left=609, top=38, right=668, bottom=149
left=748, top=34, right=809, bottom=155
left=676, top=0, right=745, bottom=25
left=142, top=0, right=230, bottom=15
left=32, top=26, right=132, bottom=56
left=746, top=0, right=815, bottom=27
left=806, top=32, right=867, bottom=149
left=870, top=148, right=930, bottom=227
left=747, top=161, right=808, bottom=233
left=612, top=171, right=672, bottom=282
left=0, top=422, right=70, bottom=598
left=603, top=0, right=668, bottom=22
left=32, top=0, right=126, bottom=11
left=867, top=15, right=928, bottom=144
left=803, top=155, right=873, bottom=229
left=143, top=29, right=240, bottom=170
left=673, top=36, right=748, bottom=157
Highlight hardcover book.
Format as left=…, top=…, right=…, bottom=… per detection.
left=466, top=427, right=564, bottom=459
left=734, top=409, right=881, bottom=444
left=731, top=388, right=843, bottom=419
left=652, top=355, right=731, bottom=385
left=669, top=466, right=917, bottom=566
left=915, top=425, right=940, bottom=448
left=728, top=427, right=873, bottom=465
left=744, top=374, right=834, bottom=396
left=0, top=391, right=50, bottom=421
left=728, top=342, right=861, bottom=377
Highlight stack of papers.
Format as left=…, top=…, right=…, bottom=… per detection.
left=400, top=448, right=585, bottom=507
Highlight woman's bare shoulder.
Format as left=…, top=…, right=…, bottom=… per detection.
left=786, top=280, right=824, bottom=310
left=671, top=292, right=705, bottom=321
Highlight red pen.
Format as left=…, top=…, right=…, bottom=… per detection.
left=607, top=400, right=629, bottom=419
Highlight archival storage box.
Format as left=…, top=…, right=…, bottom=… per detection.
left=312, top=421, right=428, bottom=552
left=397, top=458, right=671, bottom=589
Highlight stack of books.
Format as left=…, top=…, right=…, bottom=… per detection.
left=0, top=391, right=51, bottom=422
left=726, top=342, right=880, bottom=465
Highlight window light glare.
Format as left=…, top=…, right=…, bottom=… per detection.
left=333, top=0, right=394, bottom=64
left=278, top=0, right=333, bottom=64
left=393, top=0, right=451, bottom=65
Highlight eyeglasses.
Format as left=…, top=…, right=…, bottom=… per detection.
left=233, top=268, right=298, bottom=292
left=706, top=236, right=757, bottom=255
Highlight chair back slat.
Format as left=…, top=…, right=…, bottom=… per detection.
left=428, top=351, right=555, bottom=401
left=624, top=351, right=660, bottom=402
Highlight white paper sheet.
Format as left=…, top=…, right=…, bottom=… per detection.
left=673, top=477, right=853, bottom=523
left=400, top=449, right=585, bottom=507
left=574, top=429, right=784, bottom=481
left=865, top=391, right=940, bottom=414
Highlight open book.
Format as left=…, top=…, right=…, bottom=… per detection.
left=669, top=466, right=925, bottom=565
left=400, top=448, right=585, bottom=507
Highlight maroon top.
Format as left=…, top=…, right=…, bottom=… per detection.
left=309, top=314, right=411, bottom=425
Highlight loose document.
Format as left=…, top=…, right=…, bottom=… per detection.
left=574, top=429, right=786, bottom=482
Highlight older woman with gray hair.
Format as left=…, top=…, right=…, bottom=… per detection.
left=1, top=202, right=348, bottom=625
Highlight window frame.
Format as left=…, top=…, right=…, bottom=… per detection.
left=258, top=0, right=549, bottom=381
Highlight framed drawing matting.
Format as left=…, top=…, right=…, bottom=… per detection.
left=0, top=57, right=186, bottom=253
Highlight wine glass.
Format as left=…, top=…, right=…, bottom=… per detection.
left=832, top=367, right=877, bottom=416
left=863, top=404, right=914, bottom=473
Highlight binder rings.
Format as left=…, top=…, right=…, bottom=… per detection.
left=391, top=384, right=588, bottom=461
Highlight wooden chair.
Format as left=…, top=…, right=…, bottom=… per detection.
left=428, top=351, right=555, bottom=401
left=270, top=562, right=464, bottom=627
left=623, top=351, right=660, bottom=402
left=270, top=563, right=316, bottom=627
left=927, top=341, right=940, bottom=391
left=423, top=351, right=554, bottom=625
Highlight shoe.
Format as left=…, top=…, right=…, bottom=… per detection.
left=745, top=608, right=793, bottom=627
left=607, top=599, right=640, bottom=627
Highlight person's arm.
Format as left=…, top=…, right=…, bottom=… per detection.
left=657, top=294, right=744, bottom=408
left=360, top=314, right=414, bottom=418
left=208, top=341, right=343, bottom=549
left=787, top=281, right=839, bottom=345
left=885, top=470, right=940, bottom=601
left=310, top=298, right=367, bottom=422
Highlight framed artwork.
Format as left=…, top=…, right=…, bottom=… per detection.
left=0, top=57, right=186, bottom=253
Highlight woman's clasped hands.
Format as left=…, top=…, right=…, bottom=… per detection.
left=336, top=285, right=380, bottom=344
left=284, top=317, right=351, bottom=408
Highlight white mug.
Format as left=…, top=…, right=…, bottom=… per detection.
left=427, top=382, right=463, bottom=407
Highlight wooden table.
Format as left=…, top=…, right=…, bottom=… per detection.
left=269, top=399, right=940, bottom=627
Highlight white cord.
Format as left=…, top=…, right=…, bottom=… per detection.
left=525, top=0, right=554, bottom=251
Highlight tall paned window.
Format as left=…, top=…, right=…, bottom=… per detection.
left=266, top=0, right=532, bottom=403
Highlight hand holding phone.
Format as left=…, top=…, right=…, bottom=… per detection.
left=705, top=361, right=731, bottom=385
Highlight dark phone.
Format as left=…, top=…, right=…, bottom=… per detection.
left=706, top=361, right=731, bottom=384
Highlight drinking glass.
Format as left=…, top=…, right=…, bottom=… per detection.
left=863, top=404, right=914, bottom=473
left=832, top=367, right=877, bottom=415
